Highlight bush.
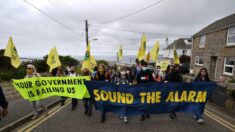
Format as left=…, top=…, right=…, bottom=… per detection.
left=229, top=78, right=235, bottom=83
left=0, top=65, right=26, bottom=81
left=227, top=90, right=235, bottom=100
left=97, top=60, right=109, bottom=66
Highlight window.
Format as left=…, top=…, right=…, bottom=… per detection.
left=223, top=57, right=235, bottom=76
left=199, top=35, right=206, bottom=48
left=182, top=50, right=187, bottom=55
left=195, top=56, right=204, bottom=66
left=227, top=27, right=235, bottom=46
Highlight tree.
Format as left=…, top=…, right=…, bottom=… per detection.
left=33, top=59, right=48, bottom=73
left=97, top=60, right=109, bottom=67
left=0, top=49, right=12, bottom=72
left=0, top=49, right=25, bottom=80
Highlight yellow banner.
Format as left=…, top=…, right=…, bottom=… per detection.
left=13, top=76, right=90, bottom=101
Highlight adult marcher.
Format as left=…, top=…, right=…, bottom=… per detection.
left=94, top=64, right=108, bottom=123
left=164, top=64, right=173, bottom=82
left=25, top=64, right=48, bottom=120
left=164, top=64, right=182, bottom=120
left=82, top=68, right=93, bottom=116
left=136, top=61, right=153, bottom=121
left=68, top=65, right=79, bottom=110
left=152, top=65, right=163, bottom=82
left=51, top=67, right=66, bottom=106
left=194, top=67, right=210, bottom=124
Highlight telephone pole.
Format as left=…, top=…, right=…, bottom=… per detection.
left=85, top=20, right=89, bottom=47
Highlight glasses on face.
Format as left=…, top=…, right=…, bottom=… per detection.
left=26, top=68, right=32, bottom=70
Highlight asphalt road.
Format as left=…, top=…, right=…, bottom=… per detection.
left=0, top=97, right=60, bottom=128
left=16, top=100, right=234, bottom=132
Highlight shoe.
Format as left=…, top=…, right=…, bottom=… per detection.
left=120, top=116, right=124, bottom=119
left=197, top=119, right=204, bottom=124
left=71, top=106, right=76, bottom=111
left=140, top=115, right=145, bottom=121
left=193, top=115, right=197, bottom=119
left=31, top=114, right=38, bottom=120
left=88, top=111, right=92, bottom=116
left=101, top=116, right=106, bottom=123
left=123, top=116, right=128, bottom=123
left=172, top=112, right=177, bottom=118
left=146, top=114, right=150, bottom=119
left=84, top=110, right=88, bottom=115
left=61, top=101, right=65, bottom=106
left=169, top=113, right=174, bottom=120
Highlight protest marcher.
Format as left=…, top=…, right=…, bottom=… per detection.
left=194, top=67, right=210, bottom=124
left=51, top=67, right=66, bottom=106
left=115, top=67, right=129, bottom=123
left=164, top=64, right=182, bottom=120
left=115, top=67, right=128, bottom=85
left=111, top=64, right=118, bottom=82
left=126, top=68, right=135, bottom=85
left=68, top=65, right=79, bottom=110
left=136, top=60, right=153, bottom=121
left=106, top=67, right=113, bottom=82
left=91, top=66, right=98, bottom=80
left=94, top=64, right=108, bottom=123
left=0, top=86, right=8, bottom=120
left=164, top=65, right=173, bottom=81
left=25, top=64, right=48, bottom=119
left=152, top=65, right=163, bottom=82
left=64, top=66, right=71, bottom=76
left=82, top=68, right=93, bottom=116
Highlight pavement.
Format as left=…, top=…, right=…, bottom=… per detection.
left=13, top=100, right=235, bottom=132
left=0, top=97, right=61, bottom=129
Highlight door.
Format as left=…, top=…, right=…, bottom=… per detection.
left=209, top=56, right=217, bottom=79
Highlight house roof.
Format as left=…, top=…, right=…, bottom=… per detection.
left=166, top=38, right=192, bottom=50
left=193, top=13, right=235, bottom=37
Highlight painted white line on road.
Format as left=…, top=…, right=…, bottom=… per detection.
left=206, top=105, right=235, bottom=121
left=18, top=99, right=71, bottom=132
left=205, top=111, right=235, bottom=131
left=205, top=110, right=235, bottom=128
left=26, top=100, right=71, bottom=132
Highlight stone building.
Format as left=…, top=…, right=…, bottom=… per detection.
left=191, top=13, right=235, bottom=80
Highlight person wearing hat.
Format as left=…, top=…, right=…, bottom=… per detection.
left=25, top=64, right=48, bottom=120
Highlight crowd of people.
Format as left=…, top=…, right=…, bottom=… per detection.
left=48, top=59, right=210, bottom=124
left=0, top=59, right=211, bottom=125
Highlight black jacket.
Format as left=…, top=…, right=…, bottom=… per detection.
left=164, top=71, right=183, bottom=82
left=94, top=72, right=107, bottom=81
left=194, top=77, right=210, bottom=82
left=136, top=69, right=154, bottom=83
left=0, top=86, right=8, bottom=109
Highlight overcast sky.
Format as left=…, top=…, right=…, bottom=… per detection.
left=0, top=0, right=235, bottom=59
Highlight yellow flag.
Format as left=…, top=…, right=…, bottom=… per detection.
left=4, top=37, right=21, bottom=68
left=82, top=42, right=91, bottom=70
left=47, top=47, right=61, bottom=72
left=157, top=60, right=170, bottom=71
left=146, top=51, right=150, bottom=63
left=173, top=45, right=180, bottom=64
left=118, top=45, right=123, bottom=61
left=137, top=33, right=146, bottom=61
left=150, top=41, right=160, bottom=62
left=90, top=55, right=97, bottom=69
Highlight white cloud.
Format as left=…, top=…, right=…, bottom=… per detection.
left=0, top=0, right=235, bottom=60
